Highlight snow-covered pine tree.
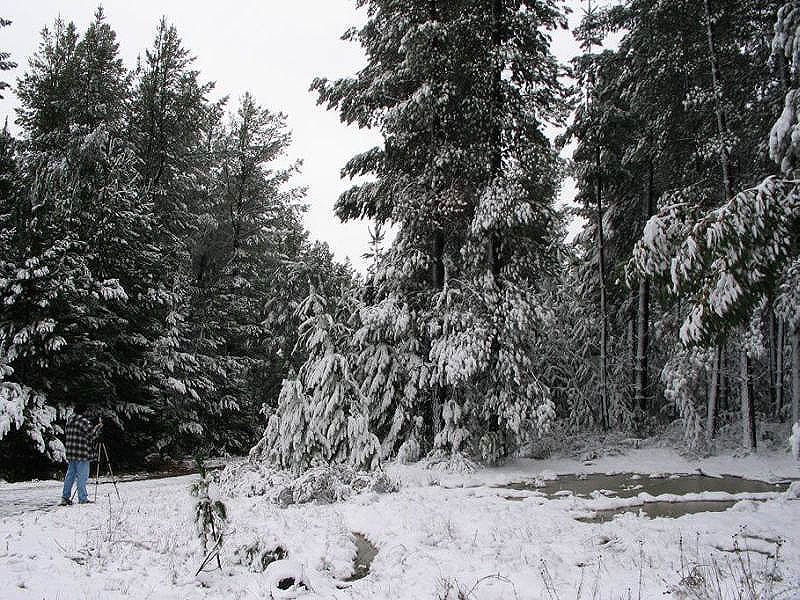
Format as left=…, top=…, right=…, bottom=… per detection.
left=186, top=92, right=308, bottom=453
left=129, top=19, right=235, bottom=455
left=259, top=283, right=379, bottom=471
left=314, top=0, right=567, bottom=465
left=351, top=294, right=426, bottom=460
left=1, top=11, right=158, bottom=459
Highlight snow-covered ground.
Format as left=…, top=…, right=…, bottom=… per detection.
left=1, top=448, right=799, bottom=599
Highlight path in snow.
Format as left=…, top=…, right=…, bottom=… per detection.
left=0, top=460, right=226, bottom=518
left=0, top=481, right=67, bottom=518
left=0, top=478, right=149, bottom=518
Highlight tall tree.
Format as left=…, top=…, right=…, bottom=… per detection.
left=1, top=10, right=157, bottom=460
left=312, top=0, right=568, bottom=465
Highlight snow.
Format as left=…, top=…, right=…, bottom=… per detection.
left=1, top=448, right=799, bottom=599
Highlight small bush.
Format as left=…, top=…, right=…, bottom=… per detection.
left=216, top=461, right=399, bottom=506
left=232, top=539, right=287, bottom=572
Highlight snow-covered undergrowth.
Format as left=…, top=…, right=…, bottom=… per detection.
left=216, top=461, right=399, bottom=505
left=1, top=448, right=798, bottom=599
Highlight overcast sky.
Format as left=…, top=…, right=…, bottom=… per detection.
left=0, top=1, right=584, bottom=272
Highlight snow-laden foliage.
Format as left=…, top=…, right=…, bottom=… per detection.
left=0, top=379, right=63, bottom=460
left=427, top=278, right=556, bottom=463
left=627, top=1, right=800, bottom=347
left=771, top=2, right=800, bottom=174
left=254, top=285, right=379, bottom=471
left=351, top=295, right=426, bottom=460
left=0, top=11, right=355, bottom=471
left=776, top=256, right=800, bottom=327
left=308, top=0, right=567, bottom=466
left=216, top=460, right=399, bottom=505
left=630, top=178, right=800, bottom=345
left=661, top=349, right=711, bottom=452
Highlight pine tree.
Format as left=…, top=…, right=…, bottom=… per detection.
left=259, top=283, right=379, bottom=470
left=129, top=19, right=228, bottom=454
left=313, top=0, right=567, bottom=465
left=191, top=92, right=308, bottom=452
left=1, top=11, right=158, bottom=457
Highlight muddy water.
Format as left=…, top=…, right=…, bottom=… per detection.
left=497, top=472, right=790, bottom=521
left=577, top=500, right=738, bottom=523
left=498, top=473, right=788, bottom=499
left=345, top=532, right=378, bottom=582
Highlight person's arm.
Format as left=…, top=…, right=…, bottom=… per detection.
left=84, top=417, right=101, bottom=447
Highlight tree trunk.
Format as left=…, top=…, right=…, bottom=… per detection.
left=741, top=351, right=757, bottom=450
left=432, top=227, right=445, bottom=438
left=428, top=0, right=444, bottom=444
left=768, top=302, right=777, bottom=415
left=704, top=0, right=757, bottom=449
left=596, top=144, right=609, bottom=430
left=777, top=318, right=785, bottom=420
left=706, top=346, right=722, bottom=442
left=792, top=323, right=799, bottom=426
left=487, top=0, right=503, bottom=280
left=627, top=315, right=635, bottom=388
left=720, top=344, right=728, bottom=413
left=703, top=0, right=733, bottom=197
left=634, top=162, right=654, bottom=415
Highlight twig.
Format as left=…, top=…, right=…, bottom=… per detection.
left=637, top=540, right=644, bottom=600
left=194, top=535, right=224, bottom=577
left=465, top=573, right=519, bottom=600
left=539, top=559, right=560, bottom=600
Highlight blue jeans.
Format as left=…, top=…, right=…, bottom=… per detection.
left=62, top=461, right=91, bottom=503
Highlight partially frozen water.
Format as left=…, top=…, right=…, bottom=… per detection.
left=497, top=473, right=790, bottom=521
left=576, top=500, right=738, bottom=523
left=498, top=473, right=788, bottom=499
left=345, top=532, right=377, bottom=582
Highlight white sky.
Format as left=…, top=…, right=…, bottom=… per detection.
left=0, top=1, right=585, bottom=272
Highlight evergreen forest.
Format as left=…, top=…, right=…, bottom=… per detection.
left=2, top=0, right=800, bottom=480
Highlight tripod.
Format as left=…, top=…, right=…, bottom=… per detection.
left=93, top=441, right=121, bottom=502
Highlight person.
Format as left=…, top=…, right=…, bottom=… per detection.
left=60, top=405, right=103, bottom=506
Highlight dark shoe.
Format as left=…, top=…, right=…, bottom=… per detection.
left=78, top=499, right=94, bottom=504
left=59, top=497, right=72, bottom=506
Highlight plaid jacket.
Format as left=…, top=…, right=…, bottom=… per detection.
left=65, top=415, right=98, bottom=462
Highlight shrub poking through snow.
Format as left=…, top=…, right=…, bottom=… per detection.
left=216, top=460, right=399, bottom=505
left=275, top=464, right=399, bottom=507
left=669, top=533, right=785, bottom=600
left=191, top=456, right=227, bottom=574
left=233, top=538, right=287, bottom=573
